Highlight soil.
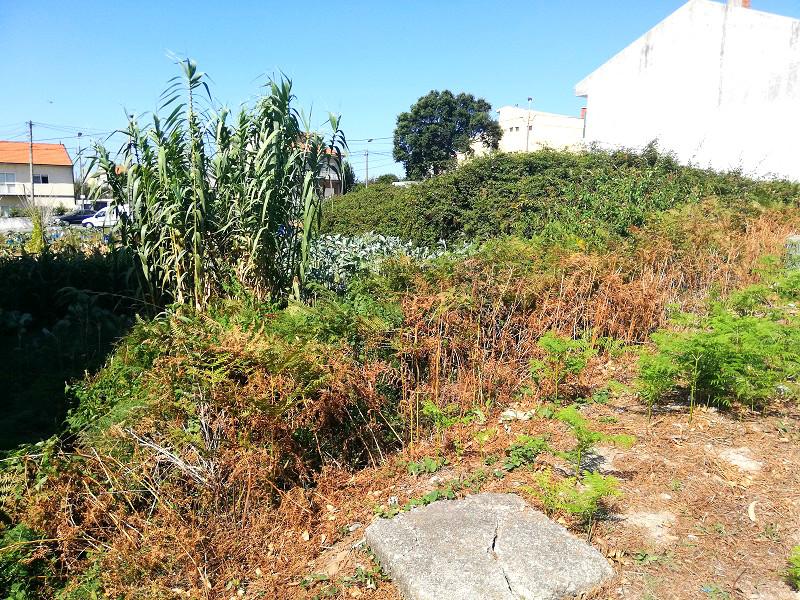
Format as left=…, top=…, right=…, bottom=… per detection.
left=250, top=353, right=800, bottom=600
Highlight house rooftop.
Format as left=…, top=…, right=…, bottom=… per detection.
left=0, top=141, right=73, bottom=166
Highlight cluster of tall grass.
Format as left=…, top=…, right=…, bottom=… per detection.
left=322, top=144, right=800, bottom=247
left=95, top=59, right=345, bottom=310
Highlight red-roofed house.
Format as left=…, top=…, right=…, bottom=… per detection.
left=0, top=141, right=75, bottom=215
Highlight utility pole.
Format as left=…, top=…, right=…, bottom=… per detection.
left=28, top=121, right=35, bottom=207
left=77, top=132, right=83, bottom=205
left=364, top=138, right=373, bottom=188
left=525, top=97, right=533, bottom=153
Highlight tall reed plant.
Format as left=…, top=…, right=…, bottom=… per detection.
left=95, top=59, right=345, bottom=309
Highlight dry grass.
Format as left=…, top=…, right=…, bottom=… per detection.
left=6, top=201, right=800, bottom=598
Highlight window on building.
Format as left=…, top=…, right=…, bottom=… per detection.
left=0, top=173, right=15, bottom=193
left=528, top=126, right=533, bottom=131
left=515, top=127, right=520, bottom=132
left=33, top=174, right=50, bottom=184
left=509, top=127, right=513, bottom=132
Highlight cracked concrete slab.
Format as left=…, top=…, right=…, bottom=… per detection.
left=365, top=493, right=612, bottom=600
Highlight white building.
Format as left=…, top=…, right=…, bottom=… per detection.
left=493, top=106, right=585, bottom=154
left=0, top=141, right=76, bottom=215
left=576, top=0, right=800, bottom=180
left=465, top=105, right=585, bottom=160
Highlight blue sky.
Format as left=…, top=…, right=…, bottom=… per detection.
left=3, top=0, right=799, bottom=178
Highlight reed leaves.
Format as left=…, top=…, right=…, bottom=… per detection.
left=95, top=59, right=345, bottom=310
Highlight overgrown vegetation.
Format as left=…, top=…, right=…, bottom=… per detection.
left=3, top=133, right=800, bottom=597
left=323, top=146, right=800, bottom=247
left=639, top=264, right=800, bottom=417
left=95, top=59, right=345, bottom=309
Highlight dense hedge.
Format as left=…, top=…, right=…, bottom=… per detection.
left=322, top=147, right=800, bottom=246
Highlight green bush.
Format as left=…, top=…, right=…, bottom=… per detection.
left=322, top=147, right=800, bottom=247
left=503, top=435, right=549, bottom=471
left=0, top=524, right=56, bottom=599
left=639, top=270, right=800, bottom=416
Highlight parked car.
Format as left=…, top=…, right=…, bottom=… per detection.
left=57, top=209, right=96, bottom=225
left=81, top=204, right=129, bottom=228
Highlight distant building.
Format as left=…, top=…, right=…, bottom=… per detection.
left=463, top=106, right=585, bottom=161
left=492, top=106, right=585, bottom=154
left=0, top=141, right=75, bottom=215
left=576, top=0, right=800, bottom=180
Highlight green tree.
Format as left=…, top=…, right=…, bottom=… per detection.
left=393, top=90, right=501, bottom=179
left=373, top=173, right=400, bottom=185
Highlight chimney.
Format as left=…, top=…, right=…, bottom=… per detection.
left=728, top=0, right=751, bottom=7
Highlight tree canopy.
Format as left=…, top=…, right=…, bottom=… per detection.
left=392, top=90, right=502, bottom=179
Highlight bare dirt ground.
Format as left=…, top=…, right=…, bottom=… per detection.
left=253, top=355, right=800, bottom=600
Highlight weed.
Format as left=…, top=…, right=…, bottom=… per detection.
left=407, top=456, right=445, bottom=476
left=530, top=332, right=596, bottom=404
left=639, top=269, right=800, bottom=417
left=761, top=523, right=780, bottom=542
left=503, top=435, right=549, bottom=471
left=341, top=564, right=387, bottom=590
left=787, top=546, right=800, bottom=590
left=483, top=454, right=500, bottom=466
left=554, top=405, right=635, bottom=476
left=527, top=469, right=621, bottom=539
left=701, top=584, right=732, bottom=599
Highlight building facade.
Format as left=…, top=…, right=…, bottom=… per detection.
left=465, top=106, right=585, bottom=161
left=0, top=142, right=76, bottom=215
left=492, top=106, right=585, bottom=154
left=575, top=0, right=800, bottom=180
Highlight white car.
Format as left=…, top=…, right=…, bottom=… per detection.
left=81, top=205, right=128, bottom=228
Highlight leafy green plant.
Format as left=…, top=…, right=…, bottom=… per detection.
left=787, top=546, right=800, bottom=590
left=639, top=287, right=800, bottom=418
left=0, top=524, right=56, bottom=599
left=528, top=469, right=621, bottom=539
left=530, top=332, right=596, bottom=404
left=407, top=456, right=445, bottom=476
left=421, top=400, right=484, bottom=433
left=503, top=435, right=549, bottom=471
left=554, top=405, right=635, bottom=476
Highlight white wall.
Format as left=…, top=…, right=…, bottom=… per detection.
left=495, top=107, right=585, bottom=153
left=576, top=0, right=800, bottom=180
left=465, top=107, right=585, bottom=161
left=0, top=162, right=76, bottom=213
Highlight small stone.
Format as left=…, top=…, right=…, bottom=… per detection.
left=718, top=447, right=763, bottom=473
left=500, top=409, right=535, bottom=422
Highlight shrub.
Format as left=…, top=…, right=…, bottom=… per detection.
left=323, top=147, right=800, bottom=247
left=530, top=332, right=596, bottom=404
left=639, top=277, right=800, bottom=417
left=529, top=469, right=621, bottom=537
left=554, top=405, right=635, bottom=475
left=0, top=524, right=56, bottom=598
left=503, top=435, right=549, bottom=471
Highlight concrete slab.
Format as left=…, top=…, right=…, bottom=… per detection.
left=365, top=493, right=612, bottom=600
